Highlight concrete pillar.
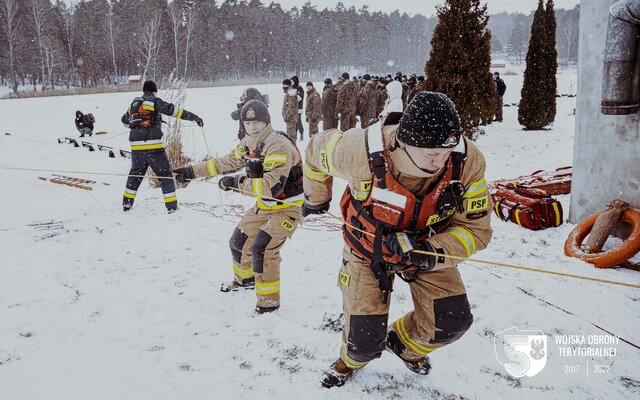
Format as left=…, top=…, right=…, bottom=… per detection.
left=570, top=0, right=640, bottom=222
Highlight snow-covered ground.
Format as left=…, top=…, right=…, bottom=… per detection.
left=1, top=71, right=639, bottom=400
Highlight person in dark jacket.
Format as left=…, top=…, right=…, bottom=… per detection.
left=494, top=72, right=507, bottom=122
left=232, top=88, right=268, bottom=140
left=120, top=80, right=203, bottom=213
left=75, top=111, right=95, bottom=137
left=291, top=75, right=305, bottom=140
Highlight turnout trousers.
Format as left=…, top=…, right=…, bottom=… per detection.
left=336, top=247, right=473, bottom=369
left=123, top=149, right=177, bottom=212
left=228, top=205, right=301, bottom=308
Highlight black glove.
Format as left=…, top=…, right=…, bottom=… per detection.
left=436, top=181, right=465, bottom=217
left=385, top=232, right=436, bottom=270
left=194, top=116, right=204, bottom=127
left=301, top=200, right=331, bottom=217
left=172, top=166, right=195, bottom=184
left=218, top=175, right=243, bottom=191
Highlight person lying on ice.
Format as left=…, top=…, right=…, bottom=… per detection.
left=302, top=92, right=493, bottom=387
left=172, top=100, right=303, bottom=314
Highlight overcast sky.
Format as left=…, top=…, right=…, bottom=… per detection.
left=274, top=0, right=580, bottom=16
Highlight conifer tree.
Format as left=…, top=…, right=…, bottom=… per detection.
left=424, top=0, right=494, bottom=139
left=542, top=0, right=557, bottom=126
left=519, top=0, right=549, bottom=130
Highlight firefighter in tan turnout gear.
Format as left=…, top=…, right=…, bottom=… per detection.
left=303, top=92, right=493, bottom=387
left=172, top=100, right=303, bottom=314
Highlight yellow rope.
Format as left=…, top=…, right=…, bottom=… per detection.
left=223, top=184, right=640, bottom=290
left=2, top=165, right=639, bottom=290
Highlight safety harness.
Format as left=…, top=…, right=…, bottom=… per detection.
left=127, top=96, right=160, bottom=129
left=243, top=131, right=304, bottom=205
left=340, top=124, right=467, bottom=302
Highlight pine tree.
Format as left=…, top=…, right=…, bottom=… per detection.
left=542, top=0, right=557, bottom=126
left=424, top=0, right=494, bottom=139
left=518, top=0, right=548, bottom=130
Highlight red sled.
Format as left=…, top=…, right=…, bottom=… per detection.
left=492, top=186, right=563, bottom=230
left=490, top=166, right=572, bottom=196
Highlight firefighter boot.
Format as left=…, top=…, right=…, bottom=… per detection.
left=386, top=331, right=432, bottom=375
left=123, top=198, right=134, bottom=212
left=220, top=277, right=255, bottom=292
left=255, top=305, right=279, bottom=314
left=321, top=358, right=356, bottom=388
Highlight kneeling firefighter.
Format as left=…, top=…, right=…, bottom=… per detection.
left=303, top=92, right=493, bottom=387
left=172, top=100, right=303, bottom=314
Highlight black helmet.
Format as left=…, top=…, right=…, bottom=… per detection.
left=241, top=100, right=271, bottom=125
left=143, top=80, right=157, bottom=93
left=397, top=92, right=462, bottom=148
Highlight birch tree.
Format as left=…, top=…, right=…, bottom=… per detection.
left=140, top=11, right=162, bottom=80
left=0, top=0, right=21, bottom=94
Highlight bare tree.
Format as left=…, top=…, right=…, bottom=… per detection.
left=184, top=7, right=195, bottom=78
left=139, top=11, right=162, bottom=80
left=43, top=40, right=59, bottom=88
left=167, top=1, right=181, bottom=78
left=58, top=3, right=76, bottom=87
left=0, top=0, right=21, bottom=94
left=28, top=0, right=49, bottom=90
left=106, top=0, right=118, bottom=80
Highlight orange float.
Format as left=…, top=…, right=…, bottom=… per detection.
left=564, top=208, right=640, bottom=268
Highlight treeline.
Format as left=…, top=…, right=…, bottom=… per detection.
left=489, top=5, right=579, bottom=65
left=0, top=0, right=579, bottom=95
left=0, top=0, right=432, bottom=93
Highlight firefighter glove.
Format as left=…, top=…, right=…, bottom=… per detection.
left=218, top=175, right=243, bottom=191
left=172, top=166, right=195, bottom=184
left=301, top=200, right=331, bottom=217
left=385, top=232, right=436, bottom=270
left=194, top=116, right=204, bottom=127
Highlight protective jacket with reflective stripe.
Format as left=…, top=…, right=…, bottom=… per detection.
left=339, top=124, right=466, bottom=266
left=303, top=117, right=493, bottom=270
left=193, top=124, right=303, bottom=211
left=121, top=91, right=199, bottom=149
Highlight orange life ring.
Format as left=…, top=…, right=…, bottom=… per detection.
left=564, top=208, right=640, bottom=268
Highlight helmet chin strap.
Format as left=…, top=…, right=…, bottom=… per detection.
left=395, top=138, right=438, bottom=174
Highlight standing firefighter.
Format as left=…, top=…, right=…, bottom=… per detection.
left=303, top=92, right=493, bottom=387
left=172, top=100, right=303, bottom=313
left=305, top=81, right=322, bottom=136
left=121, top=80, right=203, bottom=213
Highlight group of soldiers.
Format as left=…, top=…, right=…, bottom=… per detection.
left=281, top=71, right=427, bottom=143
left=120, top=79, right=493, bottom=389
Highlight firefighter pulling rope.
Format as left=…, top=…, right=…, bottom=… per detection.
left=0, top=165, right=638, bottom=290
